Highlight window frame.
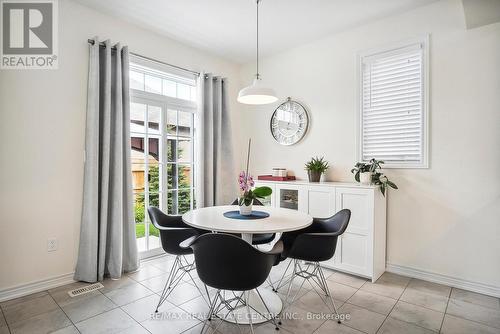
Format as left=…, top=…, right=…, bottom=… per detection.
left=129, top=61, right=198, bottom=256
left=357, top=35, right=430, bottom=169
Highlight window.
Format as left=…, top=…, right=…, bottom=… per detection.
left=359, top=37, right=429, bottom=168
left=129, top=58, right=198, bottom=253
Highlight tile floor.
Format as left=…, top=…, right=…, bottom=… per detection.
left=1, top=255, right=499, bottom=334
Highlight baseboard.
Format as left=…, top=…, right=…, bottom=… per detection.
left=0, top=272, right=76, bottom=303
left=0, top=253, right=165, bottom=303
left=386, top=263, right=500, bottom=298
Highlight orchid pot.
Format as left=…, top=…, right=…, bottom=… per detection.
left=238, top=198, right=253, bottom=215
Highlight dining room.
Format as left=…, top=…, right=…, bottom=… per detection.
left=1, top=0, right=500, bottom=333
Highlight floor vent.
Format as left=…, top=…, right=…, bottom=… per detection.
left=67, top=282, right=104, bottom=297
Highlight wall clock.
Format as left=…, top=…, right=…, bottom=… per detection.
left=270, top=97, right=309, bottom=145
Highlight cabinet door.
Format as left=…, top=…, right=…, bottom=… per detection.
left=254, top=182, right=275, bottom=207
left=275, top=184, right=307, bottom=212
left=306, top=186, right=335, bottom=218
left=334, top=187, right=374, bottom=277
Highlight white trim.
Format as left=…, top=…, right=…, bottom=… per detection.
left=140, top=252, right=169, bottom=264
left=386, top=263, right=500, bottom=298
left=131, top=90, right=197, bottom=112
left=130, top=55, right=197, bottom=83
left=0, top=252, right=169, bottom=302
left=356, top=34, right=430, bottom=169
left=139, top=247, right=164, bottom=260
left=0, top=272, right=75, bottom=303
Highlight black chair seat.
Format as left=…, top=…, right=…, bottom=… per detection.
left=181, top=233, right=282, bottom=331
left=277, top=209, right=351, bottom=324
left=280, top=209, right=351, bottom=262
left=181, top=233, right=282, bottom=291
left=251, top=233, right=276, bottom=245
left=147, top=206, right=210, bottom=312
left=148, top=206, right=200, bottom=255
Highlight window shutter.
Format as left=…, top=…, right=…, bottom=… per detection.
left=361, top=43, right=426, bottom=167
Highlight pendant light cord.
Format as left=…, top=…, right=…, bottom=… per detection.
left=256, top=0, right=260, bottom=80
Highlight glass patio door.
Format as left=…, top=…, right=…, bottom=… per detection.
left=130, top=98, right=165, bottom=253
left=130, top=95, right=197, bottom=254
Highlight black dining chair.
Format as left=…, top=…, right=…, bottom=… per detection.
left=278, top=209, right=351, bottom=323
left=230, top=198, right=276, bottom=245
left=147, top=206, right=210, bottom=312
left=181, top=233, right=282, bottom=333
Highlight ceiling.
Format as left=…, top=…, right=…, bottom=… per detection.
left=75, top=0, right=440, bottom=63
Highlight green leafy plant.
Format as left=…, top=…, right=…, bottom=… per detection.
left=304, top=156, right=330, bottom=173
left=351, top=158, right=398, bottom=196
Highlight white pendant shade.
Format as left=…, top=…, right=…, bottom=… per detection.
left=238, top=78, right=278, bottom=105
left=238, top=0, right=277, bottom=105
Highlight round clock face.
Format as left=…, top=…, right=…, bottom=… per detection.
left=270, top=99, right=309, bottom=145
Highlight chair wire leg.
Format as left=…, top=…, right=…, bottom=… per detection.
left=155, top=255, right=179, bottom=312
left=182, top=255, right=212, bottom=306
left=274, top=259, right=293, bottom=292
left=161, top=257, right=187, bottom=301
left=283, top=260, right=297, bottom=308
left=212, top=291, right=244, bottom=334
left=280, top=259, right=299, bottom=325
left=289, top=263, right=308, bottom=306
left=318, top=265, right=341, bottom=323
left=255, top=288, right=279, bottom=331
left=245, top=291, right=255, bottom=334
left=201, top=290, right=220, bottom=334
left=267, top=277, right=276, bottom=291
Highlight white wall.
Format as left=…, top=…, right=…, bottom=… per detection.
left=0, top=0, right=241, bottom=291
left=238, top=0, right=500, bottom=290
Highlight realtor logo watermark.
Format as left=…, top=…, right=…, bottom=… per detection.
left=1, top=0, right=58, bottom=69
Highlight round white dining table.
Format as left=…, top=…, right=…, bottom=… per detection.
left=182, top=205, right=313, bottom=325
left=182, top=205, right=313, bottom=244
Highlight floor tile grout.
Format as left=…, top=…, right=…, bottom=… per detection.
left=117, top=304, right=153, bottom=334
left=0, top=307, right=12, bottom=334
left=437, top=287, right=453, bottom=333
left=3, top=290, right=67, bottom=330
left=3, top=267, right=500, bottom=334
left=374, top=277, right=411, bottom=334
left=48, top=291, right=82, bottom=333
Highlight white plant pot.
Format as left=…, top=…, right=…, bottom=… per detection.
left=239, top=199, right=253, bottom=215
left=359, top=172, right=373, bottom=185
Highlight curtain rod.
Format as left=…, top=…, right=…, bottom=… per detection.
left=87, top=39, right=200, bottom=77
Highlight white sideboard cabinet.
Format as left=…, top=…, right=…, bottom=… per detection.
left=254, top=180, right=387, bottom=282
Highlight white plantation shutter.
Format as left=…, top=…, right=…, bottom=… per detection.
left=360, top=42, right=428, bottom=167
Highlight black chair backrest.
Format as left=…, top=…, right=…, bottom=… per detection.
left=147, top=206, right=199, bottom=255
left=314, top=209, right=351, bottom=234
left=289, top=209, right=351, bottom=262
left=230, top=198, right=264, bottom=206
left=188, top=233, right=276, bottom=291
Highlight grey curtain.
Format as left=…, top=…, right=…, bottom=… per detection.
left=75, top=39, right=139, bottom=282
left=200, top=73, right=236, bottom=206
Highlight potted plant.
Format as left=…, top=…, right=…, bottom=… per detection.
left=351, top=159, right=381, bottom=185
left=351, top=158, right=398, bottom=196
left=305, top=156, right=329, bottom=182
left=238, top=171, right=272, bottom=215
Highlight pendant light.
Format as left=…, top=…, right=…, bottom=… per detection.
left=238, top=0, right=278, bottom=105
